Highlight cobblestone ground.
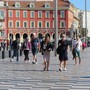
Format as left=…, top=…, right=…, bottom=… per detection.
left=0, top=48, right=90, bottom=90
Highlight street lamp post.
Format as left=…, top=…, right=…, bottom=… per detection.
left=70, top=23, right=74, bottom=39
left=85, top=0, right=88, bottom=47
left=54, top=0, right=58, bottom=56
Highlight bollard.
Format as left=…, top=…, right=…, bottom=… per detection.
left=7, top=46, right=8, bottom=50
left=0, top=47, right=1, bottom=51
left=20, top=49, right=22, bottom=56
left=2, top=50, right=5, bottom=59
left=9, top=50, right=11, bottom=58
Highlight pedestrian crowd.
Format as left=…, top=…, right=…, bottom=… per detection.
left=10, top=33, right=83, bottom=71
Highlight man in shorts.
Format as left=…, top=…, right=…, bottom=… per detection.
left=31, top=33, right=40, bottom=64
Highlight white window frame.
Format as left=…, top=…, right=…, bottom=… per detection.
left=45, top=21, right=50, bottom=28
left=53, top=20, right=54, bottom=28
left=0, top=22, right=4, bottom=28
left=53, top=11, right=54, bottom=18
left=9, top=10, right=13, bottom=17
left=8, top=20, right=13, bottom=28
left=0, top=22, right=2, bottom=28
left=29, top=3, right=35, bottom=8
left=30, top=11, right=35, bottom=18
left=30, top=21, right=35, bottom=28
left=15, top=2, right=20, bottom=8
left=38, top=21, right=42, bottom=28
left=45, top=3, right=50, bottom=8
left=45, top=11, right=50, bottom=18
left=0, top=10, right=4, bottom=19
left=23, top=11, right=27, bottom=18
left=16, top=10, right=20, bottom=18
left=38, top=11, right=42, bottom=18
left=6, top=2, right=8, bottom=6
left=60, top=11, right=65, bottom=18
left=16, top=21, right=20, bottom=28
left=60, top=20, right=65, bottom=28
left=23, top=21, right=28, bottom=28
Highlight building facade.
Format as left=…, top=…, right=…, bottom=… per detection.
left=0, top=0, right=78, bottom=42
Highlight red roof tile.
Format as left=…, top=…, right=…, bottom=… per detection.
left=3, top=0, right=70, bottom=8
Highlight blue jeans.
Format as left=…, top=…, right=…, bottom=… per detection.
left=12, top=49, right=19, bottom=61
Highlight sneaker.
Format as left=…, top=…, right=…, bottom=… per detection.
left=35, top=61, right=38, bottom=64
left=27, top=60, right=30, bottom=63
left=10, top=58, right=13, bottom=62
left=32, top=61, right=36, bottom=64
left=74, top=63, right=77, bottom=66
left=10, top=60, right=12, bottom=62
left=64, top=68, right=67, bottom=71
left=25, top=61, right=28, bottom=63
left=16, top=60, right=19, bottom=62
left=75, top=62, right=77, bottom=66
left=59, top=68, right=62, bottom=71
left=43, top=67, right=46, bottom=71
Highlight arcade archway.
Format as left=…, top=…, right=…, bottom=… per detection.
left=53, top=33, right=55, bottom=39
left=15, top=33, right=20, bottom=39
left=23, top=33, right=28, bottom=39
left=38, top=33, right=43, bottom=39
left=45, top=33, right=50, bottom=37
left=30, top=33, right=33, bottom=39
left=9, top=33, right=13, bottom=39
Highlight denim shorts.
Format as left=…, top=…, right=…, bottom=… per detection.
left=75, top=50, right=80, bottom=58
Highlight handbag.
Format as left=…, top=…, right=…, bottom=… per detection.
left=57, top=46, right=61, bottom=54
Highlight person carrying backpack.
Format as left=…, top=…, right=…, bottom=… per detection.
left=22, top=38, right=31, bottom=63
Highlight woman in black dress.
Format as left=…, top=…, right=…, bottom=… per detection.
left=58, top=33, right=69, bottom=71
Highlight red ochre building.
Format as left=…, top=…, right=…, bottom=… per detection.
left=0, top=0, right=75, bottom=42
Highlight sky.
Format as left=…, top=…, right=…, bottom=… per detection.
left=70, top=0, right=90, bottom=11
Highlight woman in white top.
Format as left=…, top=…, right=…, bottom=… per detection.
left=74, top=36, right=82, bottom=65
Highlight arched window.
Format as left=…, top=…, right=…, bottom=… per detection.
left=15, top=2, right=20, bottom=8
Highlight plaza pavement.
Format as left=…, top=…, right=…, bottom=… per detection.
left=0, top=48, right=90, bottom=90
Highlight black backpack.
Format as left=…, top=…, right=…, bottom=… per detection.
left=12, top=40, right=18, bottom=49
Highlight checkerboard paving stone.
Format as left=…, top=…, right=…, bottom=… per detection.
left=71, top=86, right=90, bottom=89
left=8, top=88, right=30, bottom=90
left=50, top=87, right=69, bottom=90
left=0, top=49, right=90, bottom=90
left=10, top=87, right=32, bottom=89
left=31, top=88, right=49, bottom=90
left=69, top=89, right=89, bottom=90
